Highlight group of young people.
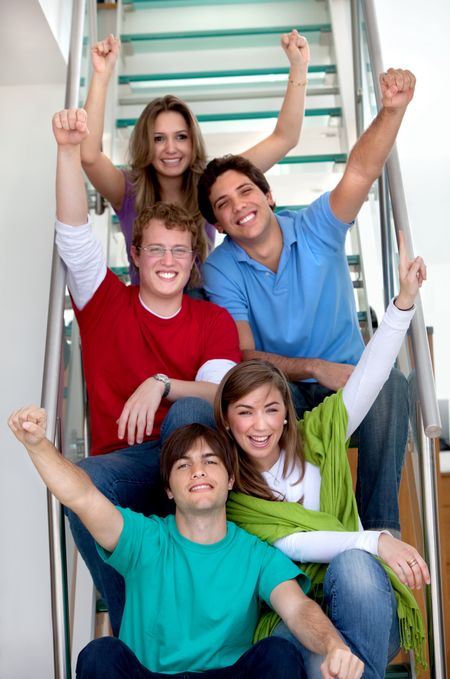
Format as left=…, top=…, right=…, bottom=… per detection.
left=9, top=32, right=430, bottom=679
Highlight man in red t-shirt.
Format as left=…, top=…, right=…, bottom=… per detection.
left=52, top=108, right=241, bottom=635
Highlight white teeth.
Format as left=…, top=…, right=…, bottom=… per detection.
left=238, top=212, right=255, bottom=225
left=250, top=435, right=270, bottom=443
left=158, top=272, right=176, bottom=279
left=162, top=158, right=181, bottom=165
left=190, top=484, right=211, bottom=491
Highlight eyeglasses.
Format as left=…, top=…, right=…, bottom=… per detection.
left=137, top=245, right=194, bottom=259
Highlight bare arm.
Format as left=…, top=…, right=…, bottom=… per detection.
left=271, top=580, right=364, bottom=678
left=236, top=320, right=354, bottom=391
left=330, top=69, right=416, bottom=223
left=80, top=34, right=125, bottom=211
left=53, top=109, right=90, bottom=225
left=8, top=407, right=123, bottom=552
left=241, top=30, right=310, bottom=171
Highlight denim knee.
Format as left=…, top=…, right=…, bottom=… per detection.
left=76, top=637, right=126, bottom=677
left=161, top=397, right=215, bottom=440
left=324, top=549, right=391, bottom=601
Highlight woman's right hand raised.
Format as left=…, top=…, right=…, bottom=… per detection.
left=378, top=533, right=430, bottom=590
left=91, top=34, right=120, bottom=78
left=52, top=108, right=89, bottom=146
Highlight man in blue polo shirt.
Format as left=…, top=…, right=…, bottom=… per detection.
left=9, top=410, right=363, bottom=678
left=199, top=68, right=416, bottom=536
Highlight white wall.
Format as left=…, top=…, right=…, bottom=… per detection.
left=0, top=2, right=67, bottom=676
left=374, top=0, right=450, bottom=402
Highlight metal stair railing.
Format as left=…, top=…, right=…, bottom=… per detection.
left=40, top=1, right=98, bottom=677
left=353, top=2, right=446, bottom=677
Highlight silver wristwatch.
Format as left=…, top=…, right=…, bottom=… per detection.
left=152, top=373, right=171, bottom=398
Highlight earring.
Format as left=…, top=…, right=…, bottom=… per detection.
left=283, top=419, right=288, bottom=425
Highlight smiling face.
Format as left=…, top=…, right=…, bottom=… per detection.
left=131, top=218, right=194, bottom=313
left=167, top=438, right=234, bottom=515
left=151, top=110, right=193, bottom=179
left=226, top=384, right=287, bottom=471
left=209, top=169, right=276, bottom=247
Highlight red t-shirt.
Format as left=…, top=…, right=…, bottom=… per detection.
left=73, top=270, right=241, bottom=455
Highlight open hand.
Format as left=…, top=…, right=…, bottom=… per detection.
left=8, top=406, right=48, bottom=450
left=52, top=108, right=89, bottom=146
left=395, top=230, right=426, bottom=310
left=380, top=68, right=416, bottom=111
left=378, top=533, right=430, bottom=590
left=91, top=34, right=120, bottom=77
left=117, top=377, right=165, bottom=445
left=281, top=29, right=310, bottom=69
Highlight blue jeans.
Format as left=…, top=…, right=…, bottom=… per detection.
left=66, top=397, right=215, bottom=636
left=273, top=549, right=400, bottom=679
left=289, top=367, right=409, bottom=533
left=76, top=636, right=304, bottom=678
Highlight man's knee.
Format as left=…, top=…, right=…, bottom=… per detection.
left=162, top=397, right=215, bottom=438
left=76, top=637, right=126, bottom=677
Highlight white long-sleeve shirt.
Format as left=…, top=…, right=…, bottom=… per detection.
left=268, top=300, right=414, bottom=562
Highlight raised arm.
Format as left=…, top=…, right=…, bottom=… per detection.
left=330, top=68, right=416, bottom=223
left=271, top=580, right=364, bottom=679
left=8, top=407, right=123, bottom=552
left=53, top=108, right=106, bottom=309
left=80, top=34, right=125, bottom=211
left=54, top=108, right=89, bottom=225
left=343, top=231, right=426, bottom=437
left=240, top=29, right=310, bottom=172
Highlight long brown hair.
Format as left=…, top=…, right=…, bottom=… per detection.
left=214, top=360, right=305, bottom=501
left=128, top=95, right=208, bottom=262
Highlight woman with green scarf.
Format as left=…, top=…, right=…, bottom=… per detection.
left=215, top=234, right=429, bottom=679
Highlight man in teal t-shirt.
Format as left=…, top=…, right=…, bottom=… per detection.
left=9, top=410, right=364, bottom=678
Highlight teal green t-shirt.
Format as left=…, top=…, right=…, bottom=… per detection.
left=98, top=510, right=308, bottom=674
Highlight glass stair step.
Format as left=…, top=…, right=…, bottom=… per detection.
left=115, top=107, right=342, bottom=128
left=118, top=64, right=336, bottom=86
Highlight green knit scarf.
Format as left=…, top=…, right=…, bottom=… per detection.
left=226, top=390, right=426, bottom=669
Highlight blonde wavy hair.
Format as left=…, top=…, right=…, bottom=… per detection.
left=128, top=95, right=209, bottom=264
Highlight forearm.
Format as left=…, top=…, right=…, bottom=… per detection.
left=287, top=597, right=347, bottom=656
left=241, top=348, right=316, bottom=381
left=274, top=530, right=383, bottom=563
left=167, top=379, right=217, bottom=405
left=26, top=438, right=96, bottom=513
left=273, top=61, right=308, bottom=150
left=56, top=145, right=88, bottom=225
left=81, top=72, right=110, bottom=165
left=343, top=299, right=414, bottom=437
left=346, top=106, right=406, bottom=184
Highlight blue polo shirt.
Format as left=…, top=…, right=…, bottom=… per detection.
left=203, top=192, right=365, bottom=372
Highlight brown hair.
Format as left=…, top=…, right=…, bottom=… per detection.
left=132, top=201, right=202, bottom=286
left=197, top=154, right=274, bottom=225
left=214, top=359, right=304, bottom=502
left=160, top=423, right=236, bottom=490
left=128, top=95, right=208, bottom=262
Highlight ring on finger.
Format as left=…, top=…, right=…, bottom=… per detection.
left=408, top=558, right=418, bottom=568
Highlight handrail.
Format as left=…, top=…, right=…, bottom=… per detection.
left=40, top=1, right=88, bottom=677
left=358, top=2, right=446, bottom=677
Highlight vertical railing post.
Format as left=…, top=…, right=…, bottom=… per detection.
left=360, top=1, right=445, bottom=676
left=41, top=1, right=87, bottom=677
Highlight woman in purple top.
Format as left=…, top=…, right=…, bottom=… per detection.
left=80, top=32, right=310, bottom=286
